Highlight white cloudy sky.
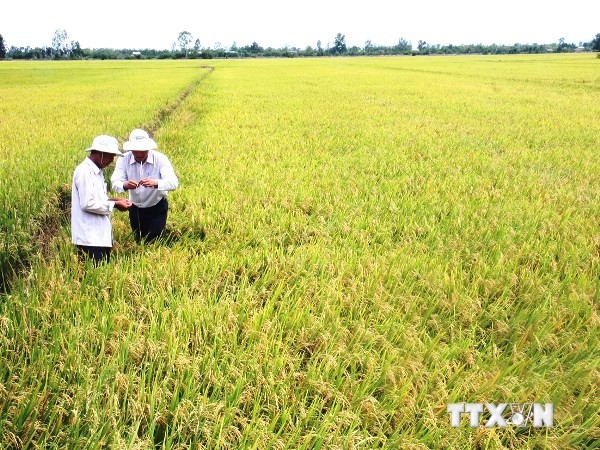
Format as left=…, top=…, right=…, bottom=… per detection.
left=1, top=0, right=598, bottom=50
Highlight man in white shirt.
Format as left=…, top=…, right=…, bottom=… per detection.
left=71, top=135, right=132, bottom=264
left=111, top=129, right=179, bottom=243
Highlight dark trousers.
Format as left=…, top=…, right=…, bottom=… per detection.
left=129, top=198, right=168, bottom=243
left=77, top=245, right=111, bottom=265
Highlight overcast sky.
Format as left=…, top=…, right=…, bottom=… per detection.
left=1, top=1, right=598, bottom=50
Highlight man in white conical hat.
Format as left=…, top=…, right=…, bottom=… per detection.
left=111, top=129, right=179, bottom=243
left=71, top=135, right=132, bottom=264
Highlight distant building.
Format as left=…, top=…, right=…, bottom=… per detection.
left=132, top=51, right=141, bottom=58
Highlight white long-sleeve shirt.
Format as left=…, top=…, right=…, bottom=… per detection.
left=71, top=157, right=115, bottom=247
left=111, top=150, right=178, bottom=208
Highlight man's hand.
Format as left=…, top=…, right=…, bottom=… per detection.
left=139, top=177, right=159, bottom=188
left=124, top=180, right=139, bottom=190
left=113, top=199, right=133, bottom=211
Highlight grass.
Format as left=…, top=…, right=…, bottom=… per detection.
left=0, top=60, right=207, bottom=292
left=0, top=54, right=599, bottom=449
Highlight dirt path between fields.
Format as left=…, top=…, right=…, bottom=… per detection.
left=130, top=65, right=214, bottom=139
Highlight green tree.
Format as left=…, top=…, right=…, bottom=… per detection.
left=316, top=40, right=324, bottom=56
left=51, top=29, right=68, bottom=58
left=304, top=45, right=315, bottom=56
left=332, top=33, right=347, bottom=55
left=555, top=37, right=575, bottom=53
left=397, top=37, right=412, bottom=53
left=177, top=31, right=193, bottom=57
left=70, top=41, right=83, bottom=59
left=0, top=34, right=6, bottom=59
left=249, top=42, right=263, bottom=54
left=591, top=33, right=600, bottom=51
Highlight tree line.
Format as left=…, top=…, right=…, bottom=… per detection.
left=1, top=30, right=599, bottom=60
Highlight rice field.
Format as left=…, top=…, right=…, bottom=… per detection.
left=0, top=54, right=598, bottom=449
